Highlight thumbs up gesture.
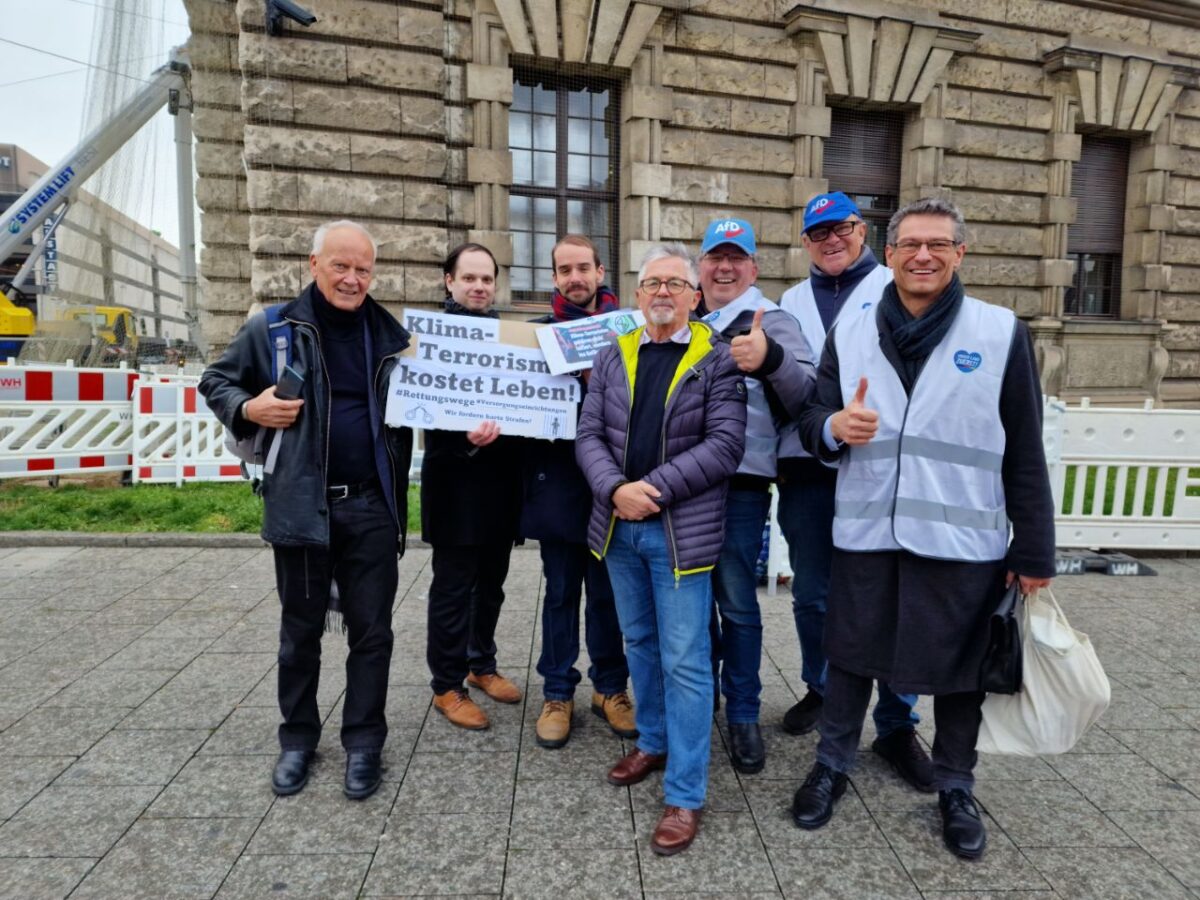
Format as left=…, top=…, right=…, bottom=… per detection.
left=830, top=376, right=878, bottom=445
left=730, top=307, right=768, bottom=373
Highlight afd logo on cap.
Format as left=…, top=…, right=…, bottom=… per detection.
left=808, top=197, right=832, bottom=215
left=954, top=350, right=982, bottom=373
left=713, top=220, right=744, bottom=238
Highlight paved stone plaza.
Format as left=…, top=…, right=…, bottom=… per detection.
left=0, top=542, right=1196, bottom=899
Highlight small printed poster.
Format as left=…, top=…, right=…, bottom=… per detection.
left=535, top=308, right=645, bottom=375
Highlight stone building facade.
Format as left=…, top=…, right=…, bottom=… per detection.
left=183, top=0, right=1200, bottom=405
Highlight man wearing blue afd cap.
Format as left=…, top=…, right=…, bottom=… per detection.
left=697, top=217, right=815, bottom=774
left=777, top=192, right=932, bottom=793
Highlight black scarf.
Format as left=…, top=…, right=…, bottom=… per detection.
left=879, top=273, right=964, bottom=388
left=443, top=296, right=500, bottom=318
left=551, top=285, right=619, bottom=322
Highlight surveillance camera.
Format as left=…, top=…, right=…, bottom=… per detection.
left=265, top=0, right=316, bottom=35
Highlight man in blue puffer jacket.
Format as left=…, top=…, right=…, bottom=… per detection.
left=576, top=242, right=746, bottom=857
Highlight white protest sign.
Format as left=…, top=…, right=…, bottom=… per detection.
left=386, top=332, right=579, bottom=439
left=403, top=308, right=500, bottom=342
left=535, top=308, right=645, bottom=375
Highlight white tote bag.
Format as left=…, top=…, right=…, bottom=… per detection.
left=977, top=587, right=1111, bottom=756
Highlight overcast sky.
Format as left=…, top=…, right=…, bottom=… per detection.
left=2, top=0, right=192, bottom=246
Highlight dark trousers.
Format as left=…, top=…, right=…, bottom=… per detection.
left=272, top=486, right=398, bottom=752
left=427, top=541, right=512, bottom=695
left=816, top=664, right=985, bottom=792
left=536, top=539, right=628, bottom=700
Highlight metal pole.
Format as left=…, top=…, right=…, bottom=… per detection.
left=173, top=101, right=204, bottom=359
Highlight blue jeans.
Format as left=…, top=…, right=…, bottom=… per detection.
left=537, top=540, right=628, bottom=700
left=711, top=489, right=771, bottom=724
left=777, top=475, right=919, bottom=738
left=605, top=519, right=713, bottom=810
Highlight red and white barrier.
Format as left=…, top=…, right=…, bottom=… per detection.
left=132, top=377, right=243, bottom=485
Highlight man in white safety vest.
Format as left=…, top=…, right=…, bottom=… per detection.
left=778, top=193, right=931, bottom=794
left=788, top=197, right=1055, bottom=862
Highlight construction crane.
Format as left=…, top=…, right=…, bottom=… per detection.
left=0, top=47, right=204, bottom=358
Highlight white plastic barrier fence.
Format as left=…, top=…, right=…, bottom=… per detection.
left=0, top=365, right=138, bottom=477
left=132, top=377, right=243, bottom=484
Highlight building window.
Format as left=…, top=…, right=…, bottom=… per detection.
left=508, top=72, right=620, bottom=306
left=823, top=108, right=905, bottom=258
left=1065, top=136, right=1129, bottom=318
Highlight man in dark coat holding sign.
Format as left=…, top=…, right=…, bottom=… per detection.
left=788, top=198, right=1055, bottom=860
left=422, top=242, right=524, bottom=731
left=523, top=235, right=635, bottom=750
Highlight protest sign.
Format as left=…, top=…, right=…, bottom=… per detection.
left=386, top=331, right=579, bottom=440
left=535, top=308, right=645, bottom=375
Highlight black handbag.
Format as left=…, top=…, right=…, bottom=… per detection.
left=980, top=581, right=1023, bottom=694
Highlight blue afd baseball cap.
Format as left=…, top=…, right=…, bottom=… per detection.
left=700, top=217, right=756, bottom=256
left=803, top=192, right=861, bottom=233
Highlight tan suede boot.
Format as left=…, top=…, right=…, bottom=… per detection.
left=591, top=691, right=638, bottom=738
left=467, top=671, right=522, bottom=704
left=433, top=689, right=489, bottom=730
left=535, top=699, right=574, bottom=749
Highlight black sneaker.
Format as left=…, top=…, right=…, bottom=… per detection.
left=872, top=727, right=935, bottom=793
left=939, top=788, right=987, bottom=859
left=782, top=690, right=823, bottom=735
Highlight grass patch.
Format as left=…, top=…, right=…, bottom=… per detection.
left=0, top=480, right=422, bottom=534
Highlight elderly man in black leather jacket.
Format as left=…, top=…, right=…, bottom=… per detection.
left=200, top=220, right=412, bottom=802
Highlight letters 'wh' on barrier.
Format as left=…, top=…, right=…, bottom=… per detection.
left=0, top=365, right=137, bottom=478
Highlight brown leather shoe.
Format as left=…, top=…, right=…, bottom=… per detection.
left=535, top=699, right=573, bottom=749
left=651, top=805, right=701, bottom=856
left=591, top=691, right=638, bottom=738
left=467, top=671, right=522, bottom=704
left=433, top=689, right=489, bottom=730
left=606, top=747, right=666, bottom=786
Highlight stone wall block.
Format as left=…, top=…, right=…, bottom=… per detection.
left=193, top=105, right=246, bottom=141
left=791, top=104, right=831, bottom=138
left=196, top=143, right=246, bottom=177
left=760, top=211, right=791, bottom=245
left=671, top=94, right=731, bottom=130
left=659, top=204, right=694, bottom=240
left=1045, top=132, right=1082, bottom=162
left=464, top=63, right=513, bottom=103
left=406, top=264, right=445, bottom=299
left=1041, top=196, right=1077, bottom=225
left=199, top=247, right=252, bottom=281
left=245, top=170, right=299, bottom=211
left=765, top=65, right=797, bottom=102
left=242, top=78, right=294, bottom=123
left=728, top=174, right=789, bottom=208
left=251, top=257, right=304, bottom=299
left=964, top=223, right=1043, bottom=256
left=660, top=127, right=696, bottom=165
left=1161, top=292, right=1200, bottom=321
left=1130, top=142, right=1179, bottom=173
left=200, top=211, right=250, bottom=246
left=350, top=135, right=447, bottom=178
left=731, top=100, right=790, bottom=136
left=239, top=33, right=348, bottom=82
left=199, top=309, right=248, bottom=347
left=953, top=124, right=1044, bottom=161
left=663, top=53, right=698, bottom=90
left=628, top=162, right=673, bottom=198
left=373, top=224, right=448, bottom=262
left=947, top=55, right=1044, bottom=96
left=448, top=186, right=474, bottom=228
left=790, top=176, right=828, bottom=208
left=187, top=33, right=235, bottom=70
left=762, top=140, right=794, bottom=175
left=244, top=125, right=352, bottom=171
left=952, top=190, right=1041, bottom=224
left=467, top=149, right=513, bottom=185
left=675, top=14, right=734, bottom=54
left=265, top=0, right=400, bottom=44
left=446, top=106, right=472, bottom=145
left=696, top=58, right=765, bottom=97
left=733, top=23, right=798, bottom=65
left=350, top=47, right=444, bottom=91
left=669, top=169, right=729, bottom=203
left=297, top=174, right=405, bottom=218
left=249, top=215, right=324, bottom=255
left=403, top=97, right=446, bottom=138
left=1038, top=258, right=1075, bottom=287
left=695, top=134, right=764, bottom=172
left=291, top=84, right=401, bottom=132
left=366, top=264, right=405, bottom=300
left=192, top=72, right=242, bottom=108
left=906, top=117, right=954, bottom=150
left=183, top=0, right=239, bottom=35
left=405, top=182, right=448, bottom=220
left=628, top=86, right=675, bottom=121
left=198, top=279, right=252, bottom=313
left=195, top=177, right=241, bottom=211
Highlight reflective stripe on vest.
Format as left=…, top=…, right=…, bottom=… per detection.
left=831, top=295, right=1016, bottom=562
left=778, top=264, right=892, bottom=461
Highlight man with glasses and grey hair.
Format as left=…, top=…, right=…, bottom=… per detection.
left=694, top=217, right=816, bottom=775
left=777, top=192, right=930, bottom=793
left=787, top=197, right=1055, bottom=860
left=576, top=243, right=746, bottom=856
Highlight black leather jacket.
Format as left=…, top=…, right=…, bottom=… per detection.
left=199, top=285, right=413, bottom=548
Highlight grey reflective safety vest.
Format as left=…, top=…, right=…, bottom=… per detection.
left=779, top=263, right=892, bottom=461
left=702, top=286, right=779, bottom=478
left=832, top=295, right=1017, bottom=562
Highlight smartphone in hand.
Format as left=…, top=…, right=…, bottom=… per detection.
left=275, top=364, right=305, bottom=400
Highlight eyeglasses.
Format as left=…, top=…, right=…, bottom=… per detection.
left=702, top=252, right=753, bottom=266
left=891, top=239, right=960, bottom=255
left=638, top=277, right=694, bottom=296
left=805, top=220, right=861, bottom=243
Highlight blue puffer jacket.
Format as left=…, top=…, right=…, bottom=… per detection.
left=575, top=322, right=747, bottom=578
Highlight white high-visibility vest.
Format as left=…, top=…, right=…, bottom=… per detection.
left=832, top=295, right=1017, bottom=562
left=778, top=263, right=892, bottom=461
